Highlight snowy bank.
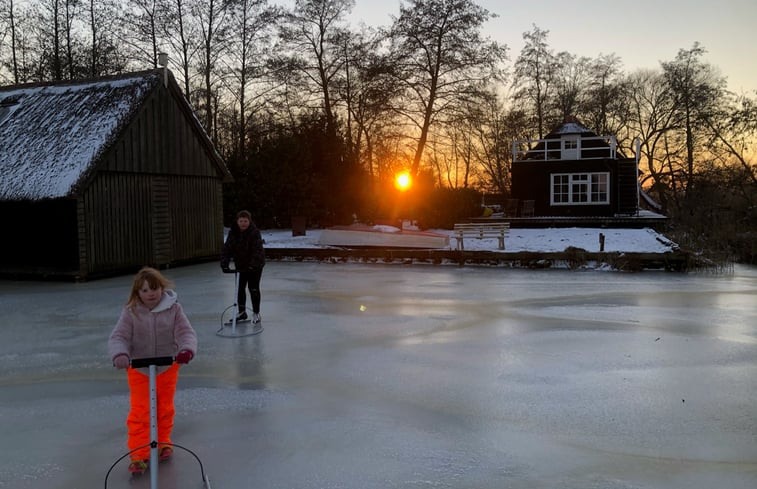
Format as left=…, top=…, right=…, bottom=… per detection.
left=260, top=227, right=677, bottom=254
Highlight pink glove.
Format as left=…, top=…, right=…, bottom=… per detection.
left=176, top=350, right=194, bottom=364
left=113, top=354, right=130, bottom=369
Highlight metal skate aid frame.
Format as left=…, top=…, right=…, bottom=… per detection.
left=103, top=356, right=211, bottom=488
left=218, top=268, right=262, bottom=338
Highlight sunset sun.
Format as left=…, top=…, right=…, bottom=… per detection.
left=394, top=171, right=411, bottom=191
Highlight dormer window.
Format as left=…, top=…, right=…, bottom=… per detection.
left=561, top=137, right=579, bottom=159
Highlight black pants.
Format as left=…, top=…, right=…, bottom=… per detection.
left=238, top=268, right=263, bottom=314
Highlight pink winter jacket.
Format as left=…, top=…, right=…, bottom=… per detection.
left=108, top=290, right=198, bottom=374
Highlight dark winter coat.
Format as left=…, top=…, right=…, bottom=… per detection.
left=221, top=223, right=265, bottom=271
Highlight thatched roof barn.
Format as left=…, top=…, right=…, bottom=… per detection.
left=0, top=69, right=231, bottom=280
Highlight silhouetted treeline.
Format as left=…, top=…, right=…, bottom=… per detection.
left=2, top=1, right=755, bottom=262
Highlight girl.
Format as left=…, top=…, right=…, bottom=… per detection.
left=108, top=267, right=198, bottom=475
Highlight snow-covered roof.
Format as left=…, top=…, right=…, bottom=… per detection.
left=0, top=72, right=160, bottom=201
left=545, top=117, right=596, bottom=137
left=551, top=121, right=594, bottom=135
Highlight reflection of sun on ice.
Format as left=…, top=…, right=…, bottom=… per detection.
left=394, top=172, right=411, bottom=191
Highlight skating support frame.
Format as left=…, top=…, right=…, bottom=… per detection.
left=103, top=356, right=212, bottom=488
left=217, top=269, right=262, bottom=338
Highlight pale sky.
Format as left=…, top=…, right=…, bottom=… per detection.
left=344, top=0, right=757, bottom=94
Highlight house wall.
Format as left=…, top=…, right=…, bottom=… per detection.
left=616, top=159, right=639, bottom=215
left=511, top=159, right=620, bottom=217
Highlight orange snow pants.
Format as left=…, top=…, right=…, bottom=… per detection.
left=126, top=363, right=180, bottom=461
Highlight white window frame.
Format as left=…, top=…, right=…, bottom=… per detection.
left=561, top=137, right=579, bottom=159
left=550, top=172, right=610, bottom=205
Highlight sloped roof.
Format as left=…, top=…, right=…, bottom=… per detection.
left=545, top=117, right=596, bottom=137
left=0, top=72, right=162, bottom=201
left=0, top=70, right=230, bottom=202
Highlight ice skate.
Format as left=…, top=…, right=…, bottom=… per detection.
left=224, top=311, right=250, bottom=326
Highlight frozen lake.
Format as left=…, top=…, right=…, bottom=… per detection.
left=1, top=262, right=756, bottom=489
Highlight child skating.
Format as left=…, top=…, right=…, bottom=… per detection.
left=108, top=267, right=198, bottom=475
left=221, top=210, right=266, bottom=325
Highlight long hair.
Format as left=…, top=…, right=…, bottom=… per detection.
left=126, top=267, right=173, bottom=307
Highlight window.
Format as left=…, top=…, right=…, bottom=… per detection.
left=563, top=139, right=578, bottom=150
left=552, top=174, right=570, bottom=203
left=551, top=173, right=609, bottom=205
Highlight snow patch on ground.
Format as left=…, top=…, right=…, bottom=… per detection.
left=260, top=227, right=677, bottom=253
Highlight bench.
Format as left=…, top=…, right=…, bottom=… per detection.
left=453, top=223, right=510, bottom=251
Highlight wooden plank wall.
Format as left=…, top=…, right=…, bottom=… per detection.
left=105, top=85, right=218, bottom=178
left=151, top=176, right=172, bottom=265
left=82, top=172, right=152, bottom=274
left=169, top=176, right=223, bottom=261
left=77, top=81, right=226, bottom=276
left=80, top=172, right=222, bottom=275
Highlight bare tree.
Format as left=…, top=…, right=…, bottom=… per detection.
left=122, top=0, right=163, bottom=69
left=162, top=0, right=199, bottom=98
left=512, top=24, right=554, bottom=139
left=224, top=0, right=278, bottom=155
left=474, top=92, right=530, bottom=197
left=62, top=0, right=79, bottom=79
left=0, top=0, right=39, bottom=83
left=661, top=43, right=727, bottom=197
left=337, top=26, right=399, bottom=176
left=84, top=0, right=124, bottom=77
left=40, top=0, right=64, bottom=80
left=582, top=53, right=627, bottom=138
left=624, top=68, right=679, bottom=210
left=388, top=0, right=507, bottom=177
left=1, top=0, right=20, bottom=83
left=704, top=92, right=757, bottom=185
left=276, top=0, right=354, bottom=138
left=191, top=0, right=232, bottom=134
left=550, top=51, right=586, bottom=125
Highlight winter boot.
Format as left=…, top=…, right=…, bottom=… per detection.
left=159, top=446, right=173, bottom=462
left=128, top=459, right=148, bottom=475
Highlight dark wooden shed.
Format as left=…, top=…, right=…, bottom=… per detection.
left=0, top=69, right=232, bottom=280
left=510, top=118, right=639, bottom=218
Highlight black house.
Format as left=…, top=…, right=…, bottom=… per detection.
left=0, top=69, right=232, bottom=280
left=510, top=119, right=639, bottom=219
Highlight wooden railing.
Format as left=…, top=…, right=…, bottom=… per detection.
left=512, top=136, right=616, bottom=161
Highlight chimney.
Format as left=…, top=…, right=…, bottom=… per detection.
left=158, top=52, right=169, bottom=87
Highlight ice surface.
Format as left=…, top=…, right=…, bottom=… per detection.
left=1, top=262, right=756, bottom=489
